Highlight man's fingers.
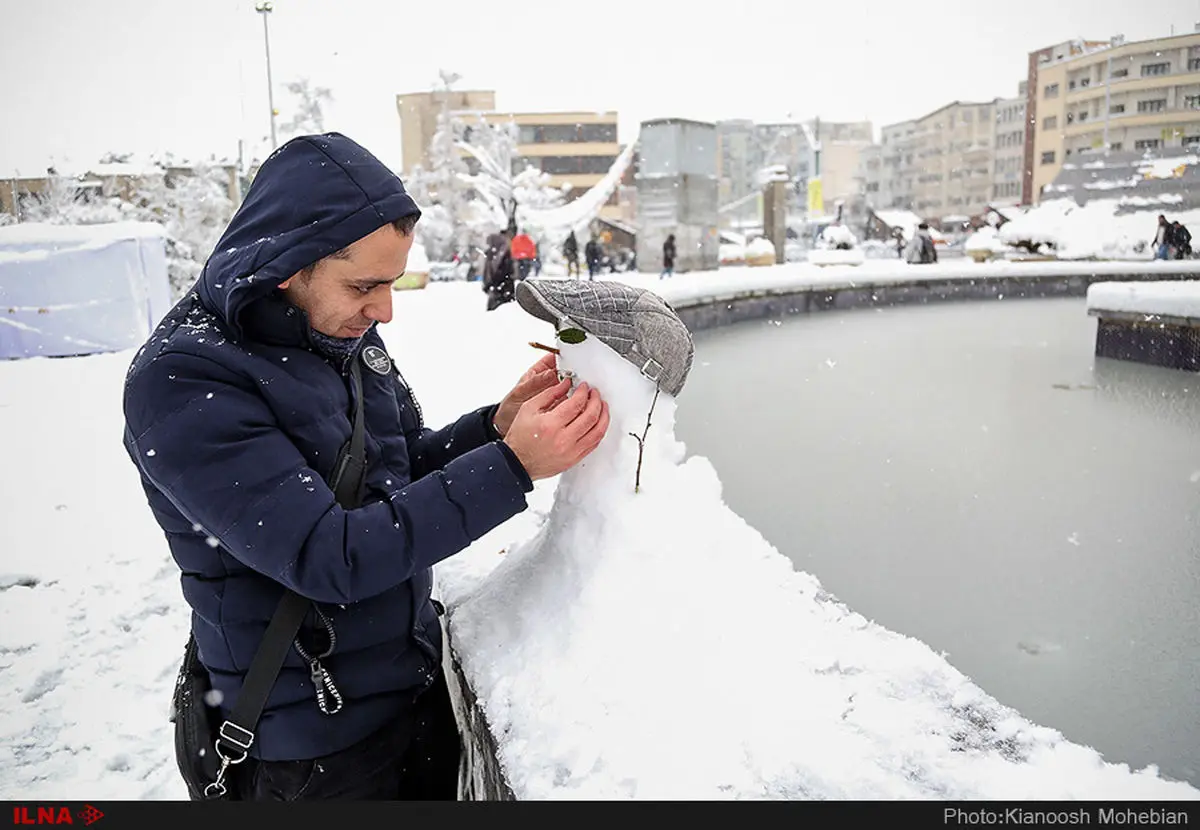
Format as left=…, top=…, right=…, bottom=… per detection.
left=573, top=401, right=610, bottom=459
left=563, top=387, right=604, bottom=442
left=530, top=377, right=572, bottom=410
left=532, top=352, right=557, bottom=373
left=549, top=383, right=592, bottom=423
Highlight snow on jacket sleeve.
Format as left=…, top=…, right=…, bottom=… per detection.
left=403, top=399, right=533, bottom=490
left=124, top=351, right=531, bottom=605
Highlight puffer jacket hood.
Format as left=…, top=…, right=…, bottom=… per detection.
left=196, top=132, right=420, bottom=339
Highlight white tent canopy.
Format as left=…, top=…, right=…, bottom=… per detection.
left=0, top=222, right=172, bottom=359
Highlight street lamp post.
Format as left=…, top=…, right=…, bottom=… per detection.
left=255, top=1, right=278, bottom=150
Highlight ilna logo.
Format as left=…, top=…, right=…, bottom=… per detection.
left=11, top=806, right=103, bottom=826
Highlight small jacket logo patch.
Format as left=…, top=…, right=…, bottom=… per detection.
left=361, top=345, right=392, bottom=375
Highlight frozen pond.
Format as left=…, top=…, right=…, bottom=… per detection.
left=674, top=296, right=1200, bottom=786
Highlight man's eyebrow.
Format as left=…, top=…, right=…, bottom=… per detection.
left=350, top=276, right=400, bottom=288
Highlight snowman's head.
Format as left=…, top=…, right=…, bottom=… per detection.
left=514, top=279, right=694, bottom=398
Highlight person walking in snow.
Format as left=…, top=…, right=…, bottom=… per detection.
left=905, top=222, right=938, bottom=264
left=661, top=233, right=677, bottom=279
left=510, top=227, right=537, bottom=281
left=1153, top=214, right=1173, bottom=260
left=585, top=234, right=603, bottom=280
left=562, top=230, right=580, bottom=276
left=1172, top=220, right=1192, bottom=259
left=121, top=132, right=611, bottom=802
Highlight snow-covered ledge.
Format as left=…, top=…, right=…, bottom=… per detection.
left=428, top=277, right=1200, bottom=801
left=622, top=260, right=1200, bottom=332
left=1086, top=280, right=1200, bottom=372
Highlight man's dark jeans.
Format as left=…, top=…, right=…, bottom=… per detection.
left=233, top=668, right=461, bottom=800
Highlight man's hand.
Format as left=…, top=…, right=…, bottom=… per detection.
left=503, top=378, right=610, bottom=481
left=493, top=353, right=560, bottom=437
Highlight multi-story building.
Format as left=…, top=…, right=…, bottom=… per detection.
left=875, top=120, right=918, bottom=211
left=396, top=90, right=622, bottom=219
left=811, top=120, right=874, bottom=212
left=992, top=85, right=1028, bottom=204
left=1030, top=29, right=1200, bottom=203
left=1021, top=38, right=1111, bottom=203
left=878, top=101, right=997, bottom=220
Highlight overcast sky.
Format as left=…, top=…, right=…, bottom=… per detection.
left=2, top=0, right=1198, bottom=175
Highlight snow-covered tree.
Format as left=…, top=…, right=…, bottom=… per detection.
left=405, top=71, right=492, bottom=262
left=278, top=78, right=334, bottom=141
left=456, top=115, right=568, bottom=238
left=20, top=173, right=124, bottom=225
left=133, top=163, right=235, bottom=298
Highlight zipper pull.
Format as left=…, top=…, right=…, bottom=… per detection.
left=309, top=659, right=343, bottom=715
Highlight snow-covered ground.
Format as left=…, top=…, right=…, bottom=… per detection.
left=2, top=274, right=1198, bottom=800
left=1086, top=280, right=1200, bottom=320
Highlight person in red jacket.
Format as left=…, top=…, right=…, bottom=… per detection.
left=510, top=229, right=537, bottom=280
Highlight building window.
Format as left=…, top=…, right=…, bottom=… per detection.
left=1141, top=62, right=1171, bottom=77
left=1186, top=95, right=1200, bottom=109
left=1112, top=67, right=1129, bottom=78
left=1190, top=58, right=1200, bottom=71
left=1044, top=115, right=1058, bottom=129
left=1080, top=77, right=1090, bottom=88
left=1044, top=83, right=1060, bottom=98
left=520, top=155, right=619, bottom=175
left=1184, top=135, right=1200, bottom=147
left=516, top=123, right=617, bottom=144
left=1041, top=151, right=1056, bottom=164
left=1078, top=111, right=1089, bottom=121
left=1135, top=139, right=1161, bottom=150
left=1110, top=104, right=1126, bottom=114
left=1138, top=99, right=1167, bottom=113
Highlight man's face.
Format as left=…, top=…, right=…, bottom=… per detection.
left=279, top=224, right=414, bottom=339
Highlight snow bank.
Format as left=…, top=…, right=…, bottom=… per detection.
left=999, top=197, right=1200, bottom=260
left=964, top=227, right=1012, bottom=254
left=1086, top=280, right=1200, bottom=320
left=0, top=222, right=172, bottom=359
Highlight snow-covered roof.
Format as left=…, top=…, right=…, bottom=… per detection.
left=0, top=221, right=166, bottom=249
left=1047, top=150, right=1200, bottom=209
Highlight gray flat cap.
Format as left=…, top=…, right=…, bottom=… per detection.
left=514, top=279, right=695, bottom=397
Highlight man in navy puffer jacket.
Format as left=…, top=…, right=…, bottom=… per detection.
left=122, top=133, right=610, bottom=800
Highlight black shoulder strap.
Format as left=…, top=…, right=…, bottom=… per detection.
left=214, top=359, right=366, bottom=763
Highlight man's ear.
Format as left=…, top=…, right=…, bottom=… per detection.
left=279, top=269, right=303, bottom=290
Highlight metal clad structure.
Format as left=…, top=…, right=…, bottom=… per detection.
left=636, top=118, right=720, bottom=273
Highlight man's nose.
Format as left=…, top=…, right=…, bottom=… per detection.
left=365, top=291, right=393, bottom=325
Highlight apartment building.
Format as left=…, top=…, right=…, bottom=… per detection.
left=877, top=101, right=997, bottom=220
left=396, top=90, right=622, bottom=219
left=875, top=120, right=917, bottom=211
left=992, top=85, right=1028, bottom=203
left=1030, top=30, right=1200, bottom=202
left=1022, top=38, right=1112, bottom=203
left=813, top=120, right=875, bottom=210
